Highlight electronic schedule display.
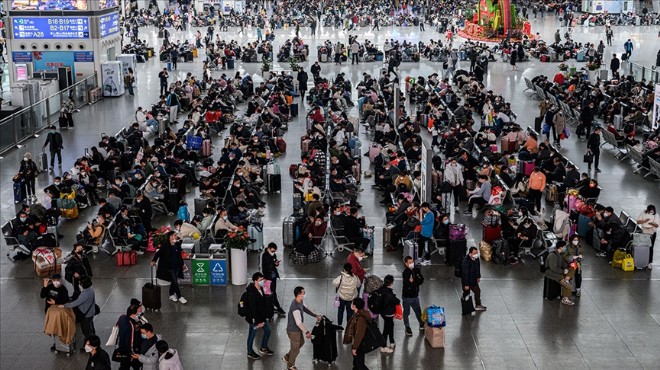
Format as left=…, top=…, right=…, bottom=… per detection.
left=12, top=17, right=90, bottom=39
left=99, top=12, right=121, bottom=38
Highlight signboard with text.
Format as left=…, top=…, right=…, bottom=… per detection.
left=12, top=17, right=90, bottom=39
left=99, top=12, right=120, bottom=38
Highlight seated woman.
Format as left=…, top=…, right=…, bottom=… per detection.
left=511, top=218, right=538, bottom=263
left=578, top=179, right=601, bottom=200
left=305, top=216, right=327, bottom=246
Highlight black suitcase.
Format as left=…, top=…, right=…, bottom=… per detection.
left=13, top=181, right=25, bottom=204
left=447, top=240, right=467, bottom=266
left=194, top=197, right=209, bottom=215
left=267, top=174, right=281, bottom=193
left=543, top=277, right=561, bottom=301
left=290, top=103, right=298, bottom=117
left=534, top=116, right=543, bottom=133
left=167, top=190, right=180, bottom=213
left=142, top=267, right=162, bottom=311
left=461, top=293, right=475, bottom=315
left=173, top=174, right=187, bottom=195
left=59, top=115, right=67, bottom=129
left=311, top=316, right=339, bottom=364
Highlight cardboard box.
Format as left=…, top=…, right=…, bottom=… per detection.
left=424, top=325, right=445, bottom=348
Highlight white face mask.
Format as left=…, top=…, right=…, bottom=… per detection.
left=572, top=240, right=579, bottom=246
left=52, top=281, right=61, bottom=287
left=357, top=256, right=363, bottom=261
left=23, top=157, right=28, bottom=161
left=407, top=263, right=414, bottom=269
left=470, top=253, right=478, bottom=260
left=84, top=345, right=93, bottom=353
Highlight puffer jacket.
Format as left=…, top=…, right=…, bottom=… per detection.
left=136, top=334, right=161, bottom=370
left=553, top=111, right=566, bottom=133
left=332, top=271, right=361, bottom=301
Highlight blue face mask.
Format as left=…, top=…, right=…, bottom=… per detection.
left=141, top=334, right=147, bottom=339
left=258, top=280, right=265, bottom=287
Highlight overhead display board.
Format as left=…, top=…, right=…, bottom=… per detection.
left=11, top=0, right=88, bottom=11
left=99, top=12, right=121, bottom=38
left=12, top=17, right=90, bottom=39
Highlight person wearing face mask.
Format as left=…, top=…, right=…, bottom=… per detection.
left=586, top=126, right=602, bottom=173
left=42, top=125, right=63, bottom=171
left=213, top=206, right=238, bottom=239
left=377, top=275, right=400, bottom=353
left=347, top=249, right=369, bottom=291
left=41, top=273, right=69, bottom=314
left=84, top=335, right=111, bottom=370
left=62, top=276, right=97, bottom=347
left=637, top=205, right=660, bottom=269
left=342, top=297, right=371, bottom=369
left=418, top=202, right=435, bottom=266
left=65, top=243, right=93, bottom=295
left=566, top=235, right=584, bottom=296
left=333, top=263, right=361, bottom=329
left=261, top=243, right=286, bottom=317
left=151, top=231, right=188, bottom=304
left=461, top=247, right=487, bottom=311
left=599, top=222, right=631, bottom=261
left=401, top=256, right=425, bottom=336
left=131, top=323, right=160, bottom=370
left=545, top=241, right=574, bottom=305
left=512, top=219, right=538, bottom=263
left=116, top=305, right=143, bottom=370
left=245, top=272, right=273, bottom=360
left=19, top=152, right=38, bottom=201
left=283, top=286, right=322, bottom=369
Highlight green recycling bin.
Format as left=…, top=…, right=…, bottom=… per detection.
left=192, top=254, right=210, bottom=286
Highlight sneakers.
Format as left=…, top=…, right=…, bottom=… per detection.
left=648, top=263, right=653, bottom=270
left=136, top=250, right=145, bottom=255
left=576, top=289, right=581, bottom=297
left=596, top=252, right=606, bottom=257
left=380, top=347, right=394, bottom=353
left=475, top=305, right=487, bottom=311
left=462, top=210, right=472, bottom=215
left=595, top=169, right=601, bottom=173
left=258, top=347, right=274, bottom=355
left=405, top=327, right=413, bottom=336
left=178, top=297, right=188, bottom=304
left=415, top=258, right=424, bottom=265
left=260, top=189, right=267, bottom=194
left=419, top=259, right=432, bottom=266
left=169, top=295, right=178, bottom=302
left=561, top=298, right=575, bottom=306
left=337, top=326, right=344, bottom=331
left=419, top=323, right=426, bottom=331
left=455, top=207, right=459, bottom=212
left=247, top=352, right=261, bottom=360
left=389, top=342, right=396, bottom=349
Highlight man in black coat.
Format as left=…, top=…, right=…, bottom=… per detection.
left=65, top=243, right=93, bottom=295
left=41, top=273, right=69, bottom=314
left=461, top=247, right=486, bottom=311
left=134, top=191, right=153, bottom=232
left=245, top=272, right=273, bottom=360
left=343, top=207, right=370, bottom=251
left=610, top=53, right=620, bottom=76
left=260, top=243, right=286, bottom=316
left=42, top=126, right=63, bottom=170
left=401, top=256, right=425, bottom=336
left=297, top=68, right=308, bottom=102
left=586, top=126, right=602, bottom=173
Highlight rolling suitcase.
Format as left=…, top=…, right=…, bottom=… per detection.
left=613, top=114, right=623, bottom=130
left=311, top=316, right=339, bottom=364
left=116, top=250, right=138, bottom=266
left=50, top=335, right=75, bottom=355
left=201, top=139, right=212, bottom=157
left=290, top=103, right=298, bottom=117
left=368, top=144, right=381, bottom=162
left=143, top=267, right=162, bottom=311
left=447, top=239, right=467, bottom=266
left=173, top=174, right=187, bottom=195
left=534, top=116, right=543, bottom=133
left=383, top=224, right=394, bottom=248
left=403, top=239, right=418, bottom=261
left=483, top=224, right=501, bottom=243
left=543, top=277, right=561, bottom=301
left=632, top=244, right=651, bottom=269
left=283, top=216, right=296, bottom=247
left=194, top=197, right=209, bottom=215
left=13, top=181, right=26, bottom=204
left=577, top=214, right=592, bottom=237
left=293, top=193, right=304, bottom=214
left=248, top=224, right=264, bottom=251
left=38, top=150, right=48, bottom=172
left=167, top=188, right=180, bottom=213
left=267, top=174, right=281, bottom=193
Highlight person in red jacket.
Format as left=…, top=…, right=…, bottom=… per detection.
left=347, top=249, right=368, bottom=294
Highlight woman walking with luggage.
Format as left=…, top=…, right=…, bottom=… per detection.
left=19, top=152, right=38, bottom=201
left=332, top=263, right=361, bottom=329
left=151, top=231, right=187, bottom=304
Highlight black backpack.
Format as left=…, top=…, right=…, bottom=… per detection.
left=367, top=288, right=384, bottom=315
left=237, top=290, right=249, bottom=318
left=359, top=317, right=386, bottom=353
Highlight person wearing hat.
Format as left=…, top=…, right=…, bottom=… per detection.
left=41, top=273, right=69, bottom=314
left=586, top=126, right=602, bottom=173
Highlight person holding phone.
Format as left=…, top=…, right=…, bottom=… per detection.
left=151, top=231, right=188, bottom=304
left=261, top=242, right=286, bottom=317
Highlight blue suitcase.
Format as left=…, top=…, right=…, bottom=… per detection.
left=13, top=181, right=25, bottom=204
left=577, top=214, right=591, bottom=237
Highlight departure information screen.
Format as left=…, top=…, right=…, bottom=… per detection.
left=12, top=17, right=90, bottom=39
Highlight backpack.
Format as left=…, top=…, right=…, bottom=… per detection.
left=237, top=290, right=249, bottom=317
left=367, top=287, right=384, bottom=315
left=359, top=317, right=386, bottom=353
left=363, top=275, right=383, bottom=294
left=126, top=183, right=136, bottom=198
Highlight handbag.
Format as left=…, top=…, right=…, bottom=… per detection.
left=106, top=325, right=119, bottom=346
left=583, top=151, right=594, bottom=164
left=334, top=276, right=343, bottom=308
left=112, top=348, right=130, bottom=362
left=394, top=304, right=403, bottom=320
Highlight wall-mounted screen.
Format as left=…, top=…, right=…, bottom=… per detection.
left=99, top=0, right=119, bottom=10
left=11, top=0, right=88, bottom=11
left=12, top=17, right=90, bottom=39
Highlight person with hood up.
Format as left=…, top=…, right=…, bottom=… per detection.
left=156, top=340, right=184, bottom=370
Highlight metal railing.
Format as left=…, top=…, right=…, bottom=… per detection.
left=625, top=61, right=660, bottom=83
left=0, top=75, right=98, bottom=155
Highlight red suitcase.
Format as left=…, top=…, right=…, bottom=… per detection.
left=501, top=138, right=517, bottom=153
left=116, top=250, right=138, bottom=266
left=201, top=139, right=212, bottom=157
left=483, top=224, right=502, bottom=243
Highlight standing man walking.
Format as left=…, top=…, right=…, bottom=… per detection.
left=351, top=40, right=360, bottom=65
left=245, top=272, right=274, bottom=360
left=610, top=53, right=620, bottom=76
left=624, top=38, right=634, bottom=59
left=605, top=27, right=613, bottom=46
left=282, top=287, right=321, bottom=370
left=419, top=17, right=425, bottom=31
left=417, top=202, right=435, bottom=265
left=158, top=68, right=169, bottom=96
left=260, top=243, right=286, bottom=317
left=43, top=125, right=63, bottom=171
left=401, top=256, right=425, bottom=336
left=462, top=247, right=487, bottom=311
left=586, top=126, right=602, bottom=173
left=372, top=17, right=380, bottom=31
left=297, top=67, right=308, bottom=102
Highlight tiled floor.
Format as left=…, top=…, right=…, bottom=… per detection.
left=1, top=14, right=660, bottom=370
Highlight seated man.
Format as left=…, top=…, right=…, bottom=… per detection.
left=597, top=221, right=631, bottom=261
left=512, top=218, right=538, bottom=263
left=342, top=207, right=371, bottom=251
left=463, top=175, right=491, bottom=215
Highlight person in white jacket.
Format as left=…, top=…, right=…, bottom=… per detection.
left=132, top=323, right=161, bottom=370
left=156, top=340, right=183, bottom=370
left=443, top=157, right=464, bottom=211
left=637, top=205, right=660, bottom=269
left=332, top=263, right=361, bottom=329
